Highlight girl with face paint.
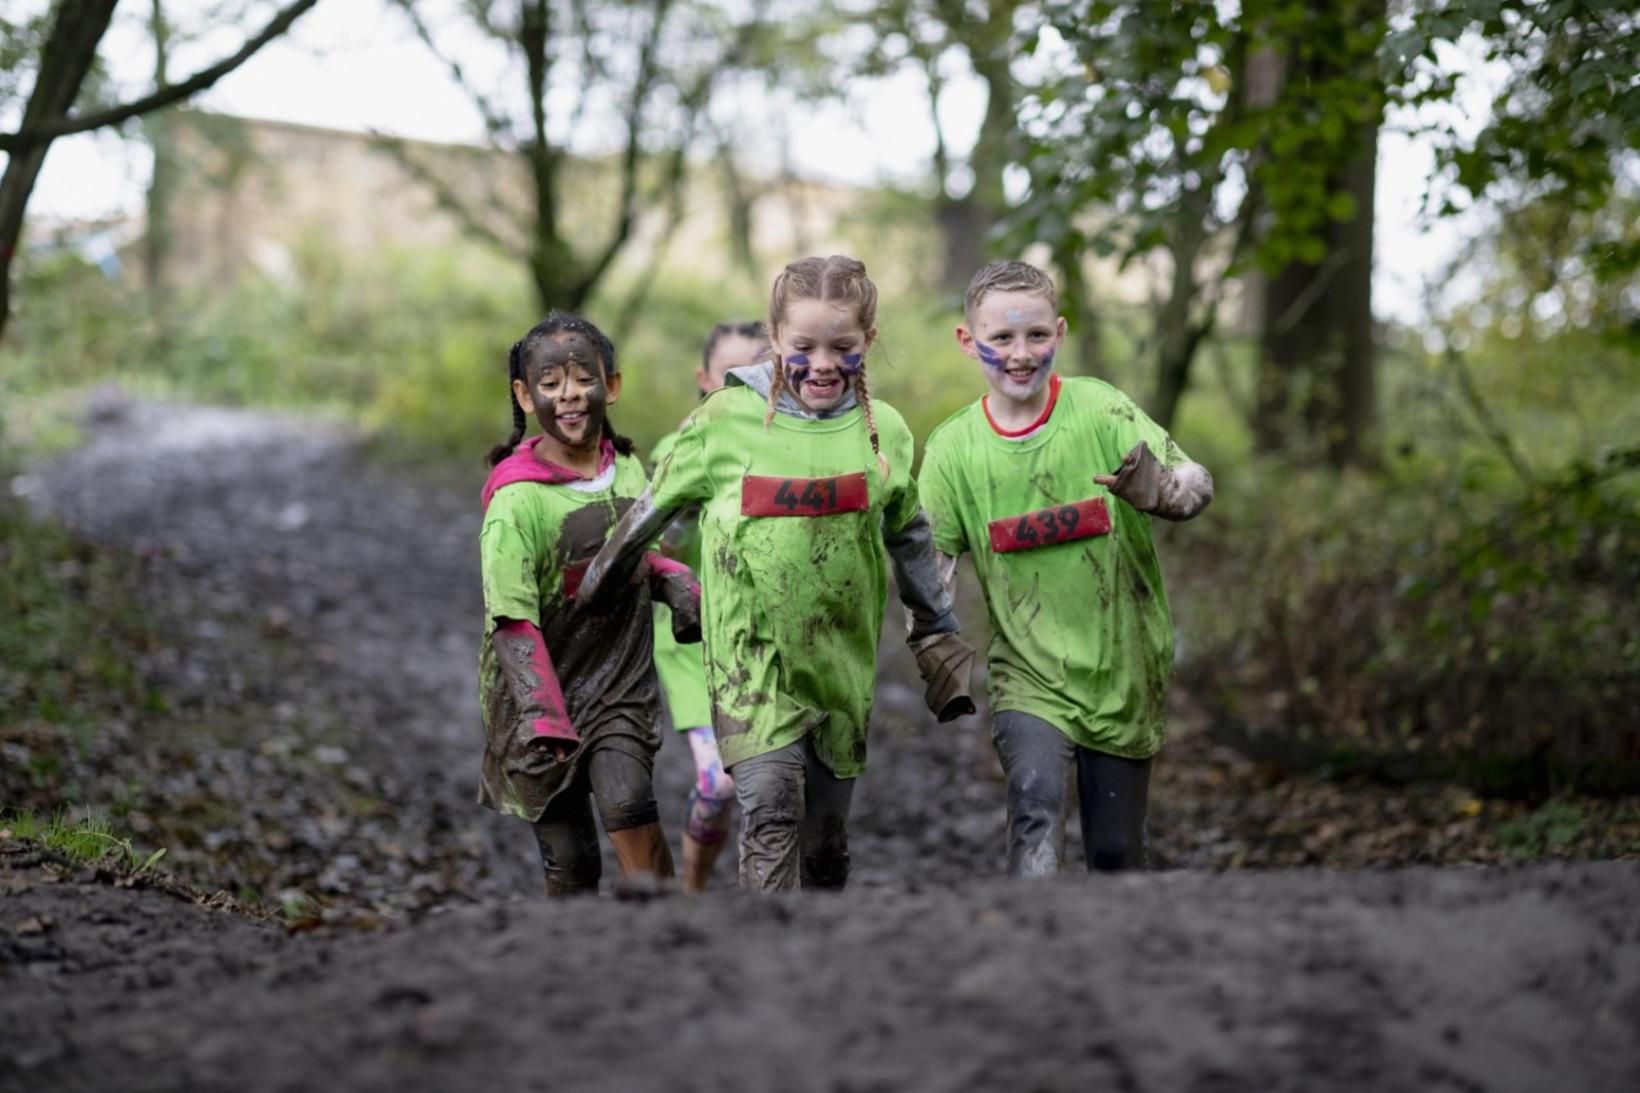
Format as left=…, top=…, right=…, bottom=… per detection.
left=921, top=261, right=1216, bottom=880
left=650, top=319, right=768, bottom=893
left=578, top=256, right=978, bottom=894
left=476, top=313, right=703, bottom=899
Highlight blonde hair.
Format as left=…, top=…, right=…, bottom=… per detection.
left=963, top=260, right=1059, bottom=324
left=766, top=255, right=889, bottom=478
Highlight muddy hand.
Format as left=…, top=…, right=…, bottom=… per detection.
left=529, top=734, right=578, bottom=763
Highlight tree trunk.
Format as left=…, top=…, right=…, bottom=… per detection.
left=0, top=0, right=121, bottom=344
left=935, top=1, right=1016, bottom=295
left=144, top=0, right=177, bottom=321
left=1254, top=1, right=1383, bottom=466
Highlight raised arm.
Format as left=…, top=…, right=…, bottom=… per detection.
left=1095, top=441, right=1214, bottom=521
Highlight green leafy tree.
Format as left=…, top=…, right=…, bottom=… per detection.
left=1015, top=0, right=1388, bottom=442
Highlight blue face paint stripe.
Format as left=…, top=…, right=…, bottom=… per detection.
left=976, top=341, right=1005, bottom=369
left=840, top=353, right=864, bottom=374
left=784, top=353, right=810, bottom=384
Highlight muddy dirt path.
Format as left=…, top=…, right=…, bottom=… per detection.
left=5, top=398, right=1639, bottom=1092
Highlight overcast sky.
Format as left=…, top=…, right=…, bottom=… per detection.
left=20, top=0, right=1498, bottom=324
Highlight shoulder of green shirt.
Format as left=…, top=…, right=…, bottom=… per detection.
left=923, top=397, right=984, bottom=452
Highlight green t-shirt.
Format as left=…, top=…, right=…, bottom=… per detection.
left=477, top=451, right=660, bottom=819
left=650, top=382, right=920, bottom=776
left=919, top=376, right=1189, bottom=758
left=648, top=427, right=712, bottom=731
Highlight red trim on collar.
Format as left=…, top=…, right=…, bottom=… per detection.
left=983, top=373, right=1062, bottom=438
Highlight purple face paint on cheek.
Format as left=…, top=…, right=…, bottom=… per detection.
left=784, top=353, right=810, bottom=384
left=840, top=353, right=864, bottom=375
left=975, top=342, right=1005, bottom=369
left=1038, top=346, right=1057, bottom=370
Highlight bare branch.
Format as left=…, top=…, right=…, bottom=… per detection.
left=0, top=0, right=321, bottom=152
left=388, top=0, right=512, bottom=140
left=575, top=0, right=678, bottom=297
left=369, top=132, right=526, bottom=261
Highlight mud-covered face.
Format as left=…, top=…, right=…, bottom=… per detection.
left=960, top=290, right=1066, bottom=406
left=774, top=298, right=874, bottom=413
left=513, top=331, right=619, bottom=451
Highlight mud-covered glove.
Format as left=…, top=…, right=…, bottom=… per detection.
left=645, top=552, right=703, bottom=644
left=912, top=631, right=977, bottom=723
left=1096, top=441, right=1214, bottom=521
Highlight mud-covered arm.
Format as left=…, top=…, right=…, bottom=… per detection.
left=581, top=415, right=712, bottom=608
left=491, top=619, right=578, bottom=744
left=577, top=489, right=680, bottom=608
left=643, top=551, right=702, bottom=644
left=884, top=509, right=975, bottom=723
left=1097, top=441, right=1214, bottom=521
left=885, top=510, right=959, bottom=642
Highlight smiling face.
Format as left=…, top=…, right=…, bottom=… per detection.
left=774, top=298, right=874, bottom=413
left=511, top=330, right=621, bottom=453
left=958, top=289, right=1067, bottom=407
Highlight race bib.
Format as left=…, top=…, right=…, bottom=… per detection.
left=987, top=497, right=1111, bottom=554
left=741, top=473, right=869, bottom=517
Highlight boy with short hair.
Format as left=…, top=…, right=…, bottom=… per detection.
left=918, top=260, right=1213, bottom=877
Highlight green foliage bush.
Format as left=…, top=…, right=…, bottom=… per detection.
left=1173, top=444, right=1640, bottom=795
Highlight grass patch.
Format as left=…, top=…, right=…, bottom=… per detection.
left=0, top=806, right=168, bottom=873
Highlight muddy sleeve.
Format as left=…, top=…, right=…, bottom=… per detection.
left=491, top=618, right=578, bottom=742
left=1102, top=393, right=1214, bottom=522
left=577, top=488, right=681, bottom=608
left=480, top=496, right=546, bottom=627
left=1105, top=441, right=1215, bottom=522
left=885, top=510, right=959, bottom=642
left=580, top=420, right=709, bottom=607
left=643, top=552, right=702, bottom=644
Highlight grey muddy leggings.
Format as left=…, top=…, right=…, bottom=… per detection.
left=992, top=710, right=1152, bottom=876
left=729, top=737, right=856, bottom=893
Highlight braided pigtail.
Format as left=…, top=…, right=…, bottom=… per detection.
left=486, top=340, right=528, bottom=467
left=854, top=368, right=890, bottom=480
left=601, top=416, right=636, bottom=457
left=764, top=354, right=785, bottom=431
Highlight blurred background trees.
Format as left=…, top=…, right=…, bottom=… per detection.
left=3, top=0, right=1637, bottom=796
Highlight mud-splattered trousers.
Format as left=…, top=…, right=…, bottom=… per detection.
left=731, top=737, right=856, bottom=890
left=993, top=710, right=1152, bottom=875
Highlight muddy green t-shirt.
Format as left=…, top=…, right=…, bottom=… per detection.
left=919, top=376, right=1189, bottom=758
left=649, top=383, right=919, bottom=776
left=648, top=428, right=712, bottom=731
left=477, top=452, right=660, bottom=819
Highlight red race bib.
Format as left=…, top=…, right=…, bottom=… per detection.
left=987, top=497, right=1111, bottom=554
left=741, top=473, right=869, bottom=518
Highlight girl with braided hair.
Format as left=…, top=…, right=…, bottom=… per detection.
left=578, top=256, right=978, bottom=893
left=476, top=312, right=701, bottom=899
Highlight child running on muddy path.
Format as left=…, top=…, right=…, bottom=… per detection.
left=918, top=261, right=1214, bottom=877
left=650, top=319, right=769, bottom=892
left=580, top=255, right=978, bottom=893
left=476, top=312, right=702, bottom=898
